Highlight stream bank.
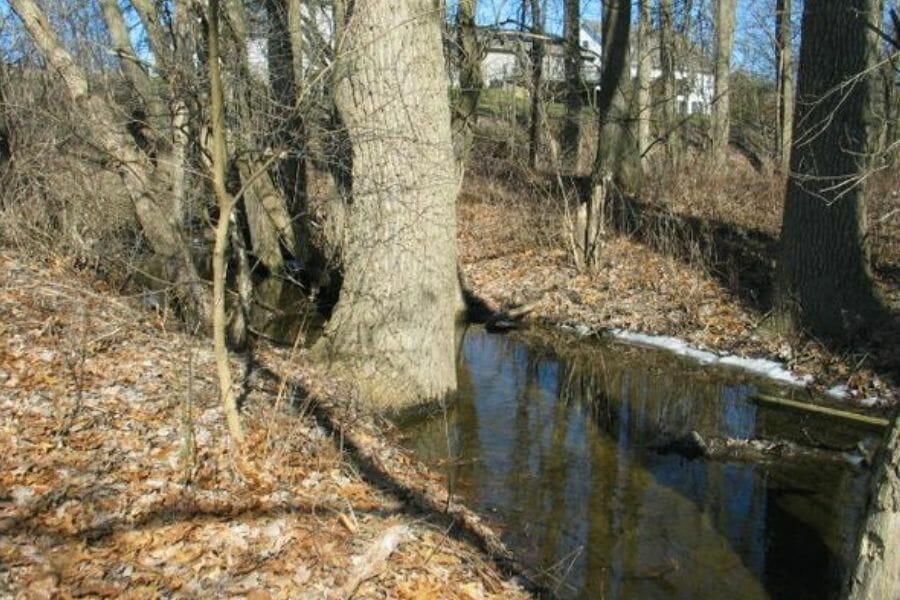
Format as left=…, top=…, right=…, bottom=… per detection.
left=457, top=191, right=899, bottom=409
left=0, top=250, right=531, bottom=599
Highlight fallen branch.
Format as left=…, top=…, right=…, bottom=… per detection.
left=752, top=394, right=889, bottom=428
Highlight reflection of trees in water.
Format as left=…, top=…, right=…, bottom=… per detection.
left=401, top=332, right=868, bottom=599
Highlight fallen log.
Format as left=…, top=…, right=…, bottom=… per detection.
left=485, top=300, right=540, bottom=333
left=651, top=430, right=866, bottom=467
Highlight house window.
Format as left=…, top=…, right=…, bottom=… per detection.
left=678, top=100, right=688, bottom=114
left=581, top=40, right=589, bottom=49
left=691, top=101, right=703, bottom=114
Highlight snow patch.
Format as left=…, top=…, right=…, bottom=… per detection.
left=826, top=385, right=851, bottom=400
left=608, top=328, right=813, bottom=387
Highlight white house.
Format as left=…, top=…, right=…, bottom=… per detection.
left=479, top=22, right=715, bottom=116
left=579, top=20, right=714, bottom=115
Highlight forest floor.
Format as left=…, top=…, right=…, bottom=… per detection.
left=457, top=163, right=900, bottom=409
left=0, top=250, right=531, bottom=600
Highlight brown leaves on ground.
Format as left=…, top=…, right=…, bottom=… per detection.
left=0, top=251, right=530, bottom=600
left=458, top=185, right=898, bottom=407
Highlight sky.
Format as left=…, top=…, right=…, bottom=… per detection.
left=1, top=0, right=896, bottom=78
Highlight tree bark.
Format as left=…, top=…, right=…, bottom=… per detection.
left=593, top=0, right=634, bottom=187
left=451, top=0, right=482, bottom=164
left=774, top=0, right=882, bottom=340
left=528, top=0, right=544, bottom=170
left=316, top=0, right=461, bottom=410
left=775, top=0, right=794, bottom=174
left=711, top=0, right=735, bottom=163
left=561, top=0, right=582, bottom=171
left=846, top=411, right=900, bottom=599
left=658, top=0, right=678, bottom=159
left=635, top=0, right=652, bottom=176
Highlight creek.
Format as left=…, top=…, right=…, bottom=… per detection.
left=396, top=327, right=877, bottom=600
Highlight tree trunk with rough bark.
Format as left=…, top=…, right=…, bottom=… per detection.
left=846, top=413, right=900, bottom=599
left=775, top=0, right=794, bottom=174
left=593, top=0, right=635, bottom=188
left=635, top=0, right=652, bottom=176
left=316, top=0, right=461, bottom=410
left=561, top=0, right=582, bottom=171
left=452, top=0, right=482, bottom=164
left=774, top=0, right=882, bottom=340
left=712, top=0, right=735, bottom=163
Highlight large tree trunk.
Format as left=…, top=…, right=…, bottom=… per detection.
left=316, top=0, right=461, bottom=410
left=635, top=0, right=652, bottom=177
left=528, top=0, right=544, bottom=170
left=576, top=0, right=633, bottom=272
left=775, top=0, right=794, bottom=174
left=561, top=0, right=582, bottom=171
left=593, top=0, right=634, bottom=187
left=774, top=0, right=882, bottom=340
left=451, top=0, right=482, bottom=164
left=711, top=0, right=735, bottom=163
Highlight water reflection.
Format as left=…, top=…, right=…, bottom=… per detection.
left=400, top=328, right=870, bottom=600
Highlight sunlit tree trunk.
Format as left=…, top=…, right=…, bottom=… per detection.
left=635, top=0, right=652, bottom=177
left=593, top=0, right=634, bottom=186
left=208, top=0, right=246, bottom=447
left=775, top=0, right=794, bottom=174
left=711, top=0, right=735, bottom=163
left=316, top=0, right=461, bottom=410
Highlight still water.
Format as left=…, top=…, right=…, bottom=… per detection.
left=398, top=328, right=874, bottom=600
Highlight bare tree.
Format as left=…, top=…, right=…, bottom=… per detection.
left=452, top=0, right=483, bottom=163
left=775, top=0, right=794, bottom=174
left=572, top=0, right=633, bottom=272
left=711, top=0, right=735, bottom=163
left=658, top=0, right=679, bottom=159
left=9, top=0, right=211, bottom=326
left=635, top=0, right=652, bottom=177
left=561, top=0, right=582, bottom=170
left=207, top=0, right=246, bottom=448
left=528, top=0, right=544, bottom=170
left=593, top=0, right=635, bottom=187
left=314, top=0, right=462, bottom=409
